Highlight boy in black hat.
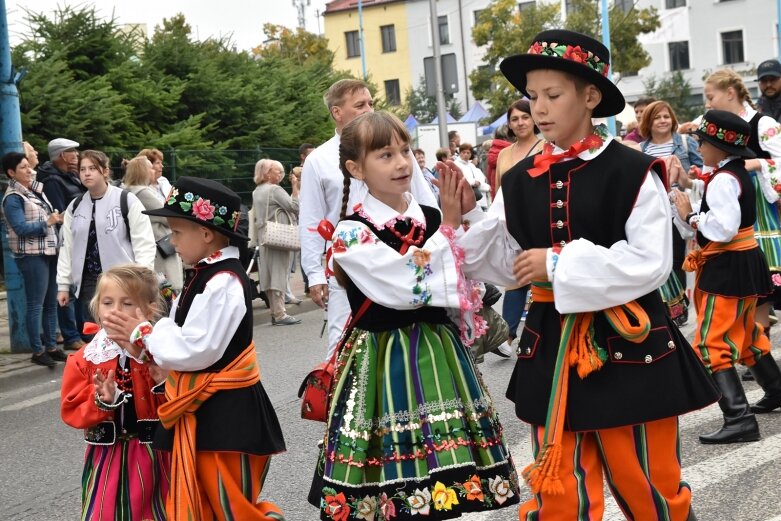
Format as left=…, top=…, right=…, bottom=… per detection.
left=103, top=177, right=286, bottom=521
left=673, top=110, right=781, bottom=444
left=446, top=30, right=717, bottom=520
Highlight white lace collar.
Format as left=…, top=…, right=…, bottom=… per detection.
left=354, top=192, right=426, bottom=230
left=83, top=329, right=144, bottom=364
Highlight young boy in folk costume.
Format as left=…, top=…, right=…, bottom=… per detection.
left=104, top=177, right=286, bottom=521
left=451, top=30, right=719, bottom=520
left=672, top=110, right=781, bottom=443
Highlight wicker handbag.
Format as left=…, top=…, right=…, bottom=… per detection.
left=259, top=188, right=300, bottom=251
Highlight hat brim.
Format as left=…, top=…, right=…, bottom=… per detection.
left=693, top=130, right=756, bottom=159
left=143, top=207, right=250, bottom=241
left=500, top=53, right=625, bottom=118
left=758, top=72, right=781, bottom=80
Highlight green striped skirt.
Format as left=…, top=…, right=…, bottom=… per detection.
left=310, top=322, right=519, bottom=519
left=658, top=272, right=688, bottom=321
left=751, top=172, right=781, bottom=270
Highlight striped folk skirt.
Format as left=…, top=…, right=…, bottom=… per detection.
left=309, top=322, right=519, bottom=520
left=81, top=439, right=170, bottom=521
left=751, top=172, right=781, bottom=270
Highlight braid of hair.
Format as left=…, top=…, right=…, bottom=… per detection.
left=339, top=173, right=351, bottom=221
left=737, top=81, right=757, bottom=109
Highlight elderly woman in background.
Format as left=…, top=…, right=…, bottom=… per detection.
left=122, top=155, right=183, bottom=292
left=137, top=148, right=171, bottom=202
left=252, top=159, right=301, bottom=326
left=639, top=100, right=703, bottom=327
left=56, top=150, right=156, bottom=323
left=2, top=151, right=66, bottom=367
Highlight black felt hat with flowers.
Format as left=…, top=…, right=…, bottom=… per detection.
left=143, top=176, right=248, bottom=241
left=499, top=29, right=625, bottom=118
left=694, top=110, right=756, bottom=159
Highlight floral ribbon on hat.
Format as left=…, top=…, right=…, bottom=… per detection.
left=167, top=188, right=242, bottom=232
left=527, top=41, right=610, bottom=77
left=698, top=119, right=749, bottom=146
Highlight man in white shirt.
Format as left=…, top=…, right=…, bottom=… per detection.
left=299, top=79, right=438, bottom=358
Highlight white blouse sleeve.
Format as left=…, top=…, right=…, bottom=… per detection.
left=552, top=171, right=672, bottom=314
left=331, top=220, right=461, bottom=309
left=696, top=173, right=742, bottom=243
left=458, top=190, right=522, bottom=287
left=754, top=116, right=781, bottom=204
left=147, top=272, right=246, bottom=371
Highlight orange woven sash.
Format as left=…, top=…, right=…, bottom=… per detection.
left=683, top=226, right=757, bottom=313
left=157, top=343, right=260, bottom=521
left=522, top=283, right=650, bottom=495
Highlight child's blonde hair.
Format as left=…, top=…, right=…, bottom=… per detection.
left=705, top=69, right=757, bottom=109
left=338, top=111, right=411, bottom=220
left=90, top=264, right=162, bottom=324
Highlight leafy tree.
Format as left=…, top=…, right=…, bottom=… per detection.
left=404, top=76, right=463, bottom=123
left=643, top=72, right=703, bottom=122
left=471, top=0, right=659, bottom=118
left=255, top=24, right=334, bottom=67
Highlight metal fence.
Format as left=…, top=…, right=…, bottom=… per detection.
left=106, top=147, right=300, bottom=204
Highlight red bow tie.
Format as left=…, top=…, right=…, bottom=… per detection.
left=527, top=135, right=603, bottom=177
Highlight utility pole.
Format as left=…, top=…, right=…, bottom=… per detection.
left=428, top=0, right=448, bottom=148
left=358, top=0, right=367, bottom=80
left=600, top=0, right=616, bottom=135
left=0, top=0, right=30, bottom=352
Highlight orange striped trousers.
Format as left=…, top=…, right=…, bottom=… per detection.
left=194, top=451, right=284, bottom=521
left=519, top=417, right=691, bottom=521
left=693, top=292, right=770, bottom=374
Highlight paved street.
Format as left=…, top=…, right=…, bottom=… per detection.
left=1, top=303, right=781, bottom=520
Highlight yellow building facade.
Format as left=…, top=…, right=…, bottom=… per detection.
left=324, top=0, right=412, bottom=106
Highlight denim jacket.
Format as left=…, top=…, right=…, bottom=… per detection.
left=641, top=132, right=703, bottom=171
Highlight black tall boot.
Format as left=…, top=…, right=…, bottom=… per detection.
left=749, top=354, right=781, bottom=413
left=687, top=509, right=697, bottom=521
left=699, top=367, right=760, bottom=444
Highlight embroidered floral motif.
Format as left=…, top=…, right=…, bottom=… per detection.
left=772, top=273, right=781, bottom=287
left=205, top=250, right=223, bottom=263
left=699, top=119, right=748, bottom=146
left=356, top=205, right=426, bottom=232
left=762, top=125, right=781, bottom=142
left=460, top=475, right=484, bottom=502
left=432, top=482, right=459, bottom=511
left=488, top=476, right=515, bottom=505
left=378, top=493, right=396, bottom=519
left=324, top=492, right=350, bottom=521
left=167, top=189, right=231, bottom=227
left=354, top=495, right=378, bottom=520
left=406, top=488, right=431, bottom=515
left=527, top=41, right=609, bottom=77
left=407, top=248, right=433, bottom=306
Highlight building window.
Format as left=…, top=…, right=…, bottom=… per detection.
left=518, top=1, right=535, bottom=12
left=668, top=41, right=690, bottom=71
left=565, top=0, right=576, bottom=15
left=438, top=15, right=450, bottom=45
left=721, top=30, right=744, bottom=64
left=473, top=9, right=484, bottom=25
left=385, top=79, right=401, bottom=106
left=345, top=31, right=360, bottom=58
left=615, top=0, right=633, bottom=12
left=380, top=25, right=396, bottom=53
left=665, top=0, right=686, bottom=8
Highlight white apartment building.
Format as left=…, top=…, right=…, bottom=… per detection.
left=620, top=0, right=778, bottom=104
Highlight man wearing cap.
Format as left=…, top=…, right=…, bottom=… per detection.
left=37, top=138, right=86, bottom=351
left=757, top=59, right=781, bottom=122
left=37, top=138, right=85, bottom=213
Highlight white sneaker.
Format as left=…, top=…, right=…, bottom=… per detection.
left=495, top=341, right=514, bottom=358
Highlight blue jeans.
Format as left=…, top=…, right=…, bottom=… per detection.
left=502, top=285, right=529, bottom=340
left=17, top=255, right=58, bottom=354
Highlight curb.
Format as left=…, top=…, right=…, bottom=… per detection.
left=0, top=296, right=320, bottom=376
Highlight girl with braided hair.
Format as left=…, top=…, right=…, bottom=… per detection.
left=308, top=111, right=518, bottom=520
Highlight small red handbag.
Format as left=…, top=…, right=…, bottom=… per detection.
left=298, top=298, right=371, bottom=422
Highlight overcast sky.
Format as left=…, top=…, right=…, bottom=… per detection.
left=5, top=0, right=329, bottom=50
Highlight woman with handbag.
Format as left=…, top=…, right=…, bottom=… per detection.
left=252, top=159, right=302, bottom=325
left=122, top=156, right=183, bottom=292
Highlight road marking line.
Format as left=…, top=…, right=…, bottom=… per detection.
left=0, top=378, right=61, bottom=400
left=0, top=390, right=61, bottom=412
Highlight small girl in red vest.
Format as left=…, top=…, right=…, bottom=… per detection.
left=60, top=264, right=169, bottom=521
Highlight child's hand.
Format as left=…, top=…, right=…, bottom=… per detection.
left=147, top=363, right=167, bottom=385
left=671, top=190, right=693, bottom=220
left=93, top=369, right=116, bottom=404
left=435, top=161, right=463, bottom=227
left=513, top=249, right=549, bottom=285
left=103, top=307, right=148, bottom=344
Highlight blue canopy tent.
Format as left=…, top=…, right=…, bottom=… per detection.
left=404, top=114, right=419, bottom=133
left=481, top=113, right=507, bottom=135
left=458, top=101, right=489, bottom=123
left=430, top=112, right=456, bottom=124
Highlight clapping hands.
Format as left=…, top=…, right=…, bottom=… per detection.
left=433, top=160, right=475, bottom=227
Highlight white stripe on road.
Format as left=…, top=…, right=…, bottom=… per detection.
left=0, top=390, right=60, bottom=411
left=0, top=378, right=61, bottom=400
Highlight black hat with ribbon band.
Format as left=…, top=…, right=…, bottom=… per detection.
left=694, top=110, right=756, bottom=159
left=500, top=29, right=625, bottom=118
left=143, top=176, right=249, bottom=241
